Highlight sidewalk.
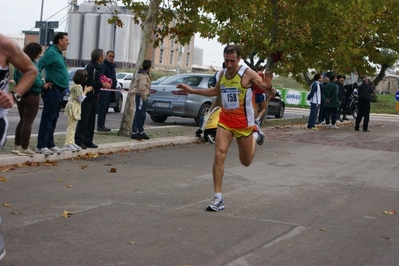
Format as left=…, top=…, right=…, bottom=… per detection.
left=1, top=118, right=397, bottom=167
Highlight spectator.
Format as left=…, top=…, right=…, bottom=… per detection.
left=0, top=33, right=38, bottom=262
left=131, top=60, right=152, bottom=140
left=12, top=42, right=52, bottom=156
left=355, top=77, right=374, bottom=132
left=336, top=75, right=348, bottom=121
left=75, top=49, right=111, bottom=149
left=36, top=32, right=70, bottom=155
left=253, top=65, right=268, bottom=126
left=64, top=69, right=93, bottom=151
left=97, top=50, right=117, bottom=132
left=307, top=73, right=322, bottom=130
left=317, top=76, right=329, bottom=124
left=322, top=75, right=340, bottom=129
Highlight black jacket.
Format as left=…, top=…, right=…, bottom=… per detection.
left=84, top=60, right=103, bottom=101
left=357, top=83, right=373, bottom=105
left=100, top=59, right=117, bottom=89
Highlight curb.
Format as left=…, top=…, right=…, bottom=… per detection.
left=0, top=136, right=198, bottom=166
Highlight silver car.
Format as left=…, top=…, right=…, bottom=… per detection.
left=147, top=73, right=215, bottom=125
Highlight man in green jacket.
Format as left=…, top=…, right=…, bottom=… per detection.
left=322, top=75, right=340, bottom=129
left=36, top=32, right=70, bottom=155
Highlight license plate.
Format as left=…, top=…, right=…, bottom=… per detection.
left=153, top=102, right=171, bottom=108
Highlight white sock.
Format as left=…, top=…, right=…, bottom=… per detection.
left=253, top=132, right=258, bottom=139
left=215, top=193, right=222, bottom=199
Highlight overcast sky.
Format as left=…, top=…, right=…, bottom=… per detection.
left=2, top=0, right=225, bottom=67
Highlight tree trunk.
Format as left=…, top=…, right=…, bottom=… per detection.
left=118, top=0, right=161, bottom=136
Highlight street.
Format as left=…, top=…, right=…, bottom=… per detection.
left=0, top=121, right=398, bottom=265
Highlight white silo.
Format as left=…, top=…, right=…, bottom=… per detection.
left=81, top=13, right=100, bottom=62
left=98, top=14, right=115, bottom=53
left=66, top=12, right=84, bottom=66
left=78, top=1, right=96, bottom=13
left=128, top=19, right=142, bottom=65
left=114, top=14, right=132, bottom=67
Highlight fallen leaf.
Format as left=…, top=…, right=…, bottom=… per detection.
left=0, top=177, right=8, bottom=182
left=4, top=202, right=11, bottom=207
left=80, top=165, right=88, bottom=169
left=61, top=210, right=73, bottom=218
left=57, top=179, right=62, bottom=182
left=12, top=211, right=21, bottom=215
left=379, top=236, right=390, bottom=240
left=109, top=168, right=117, bottom=173
left=319, top=228, right=326, bottom=231
left=128, top=241, right=136, bottom=245
left=382, top=209, right=396, bottom=215
left=66, top=185, right=72, bottom=188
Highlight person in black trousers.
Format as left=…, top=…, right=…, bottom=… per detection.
left=75, top=49, right=111, bottom=149
left=355, top=77, right=374, bottom=132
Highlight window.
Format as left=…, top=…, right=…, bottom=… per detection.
left=159, top=49, right=164, bottom=64
left=169, top=50, right=174, bottom=65
left=170, top=39, right=174, bottom=48
left=186, top=53, right=190, bottom=66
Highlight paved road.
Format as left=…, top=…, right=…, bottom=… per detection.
left=0, top=120, right=398, bottom=265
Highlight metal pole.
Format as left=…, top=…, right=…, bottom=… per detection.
left=40, top=0, right=44, bottom=21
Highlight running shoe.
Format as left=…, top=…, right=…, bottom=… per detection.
left=18, top=148, right=36, bottom=156
left=35, top=147, right=54, bottom=156
left=254, top=122, right=265, bottom=146
left=206, top=196, right=225, bottom=212
left=50, top=146, right=65, bottom=154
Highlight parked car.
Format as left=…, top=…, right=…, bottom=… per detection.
left=146, top=73, right=216, bottom=125
left=62, top=67, right=124, bottom=113
left=266, top=90, right=285, bottom=118
left=151, top=75, right=171, bottom=85
left=116, top=72, right=133, bottom=90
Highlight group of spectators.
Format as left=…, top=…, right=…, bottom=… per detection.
left=10, top=31, right=152, bottom=156
left=307, top=73, right=374, bottom=132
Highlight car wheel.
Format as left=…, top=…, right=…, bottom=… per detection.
left=275, top=105, right=284, bottom=118
left=113, top=96, right=123, bottom=113
left=150, top=115, right=167, bottom=123
left=195, top=103, right=211, bottom=126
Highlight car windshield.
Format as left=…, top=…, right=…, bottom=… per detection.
left=162, top=75, right=203, bottom=86
left=116, top=73, right=127, bottom=79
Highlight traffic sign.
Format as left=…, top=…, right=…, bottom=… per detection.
left=395, top=91, right=399, bottom=101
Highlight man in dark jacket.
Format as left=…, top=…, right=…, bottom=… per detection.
left=75, top=49, right=111, bottom=149
left=322, top=75, right=340, bottom=129
left=355, top=77, right=374, bottom=132
left=97, top=50, right=117, bottom=131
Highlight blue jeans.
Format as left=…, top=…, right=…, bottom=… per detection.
left=97, top=90, right=111, bottom=128
left=37, top=86, right=63, bottom=149
left=307, top=103, right=318, bottom=128
left=132, top=95, right=147, bottom=133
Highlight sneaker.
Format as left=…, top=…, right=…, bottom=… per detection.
left=0, top=216, right=5, bottom=261
left=207, top=134, right=216, bottom=144
left=35, top=147, right=54, bottom=155
left=72, top=143, right=82, bottom=151
left=97, top=127, right=111, bottom=132
left=254, top=123, right=265, bottom=146
left=326, top=123, right=331, bottom=128
left=64, top=144, right=77, bottom=152
left=140, top=133, right=150, bottom=140
left=330, top=124, right=339, bottom=129
left=131, top=133, right=142, bottom=140
left=206, top=196, right=225, bottom=212
left=18, top=148, right=36, bottom=156
left=12, top=145, right=21, bottom=154
left=50, top=146, right=65, bottom=154
left=307, top=127, right=319, bottom=131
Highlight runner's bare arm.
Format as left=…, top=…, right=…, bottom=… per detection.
left=3, top=36, right=37, bottom=96
left=176, top=83, right=221, bottom=97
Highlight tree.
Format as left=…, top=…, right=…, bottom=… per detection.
left=102, top=0, right=399, bottom=135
